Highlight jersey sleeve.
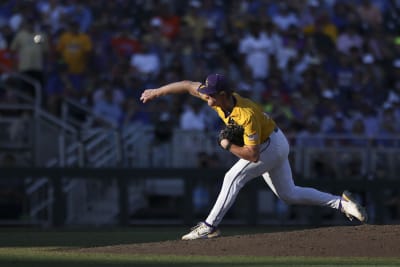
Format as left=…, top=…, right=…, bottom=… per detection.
left=242, top=116, right=261, bottom=146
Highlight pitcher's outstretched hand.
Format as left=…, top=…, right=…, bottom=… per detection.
left=140, top=89, right=159, bottom=103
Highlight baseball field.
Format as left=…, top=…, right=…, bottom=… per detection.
left=0, top=224, right=399, bottom=267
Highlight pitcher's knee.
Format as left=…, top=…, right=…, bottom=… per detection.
left=278, top=191, right=301, bottom=204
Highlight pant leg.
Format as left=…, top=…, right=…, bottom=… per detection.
left=205, top=159, right=260, bottom=226
left=261, top=129, right=341, bottom=209
left=205, top=139, right=276, bottom=226
left=262, top=160, right=341, bottom=209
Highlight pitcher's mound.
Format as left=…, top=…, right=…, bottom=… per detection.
left=79, top=225, right=400, bottom=257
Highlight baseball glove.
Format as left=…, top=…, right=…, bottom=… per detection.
left=218, top=123, right=245, bottom=148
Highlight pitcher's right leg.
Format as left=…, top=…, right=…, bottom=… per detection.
left=205, top=159, right=255, bottom=227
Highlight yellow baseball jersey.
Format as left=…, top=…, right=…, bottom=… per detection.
left=57, top=32, right=92, bottom=74
left=205, top=92, right=276, bottom=146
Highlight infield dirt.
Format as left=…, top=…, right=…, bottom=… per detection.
left=78, top=224, right=400, bottom=257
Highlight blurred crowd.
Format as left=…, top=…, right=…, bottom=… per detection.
left=0, top=0, right=399, bottom=222
left=0, top=0, right=399, bottom=140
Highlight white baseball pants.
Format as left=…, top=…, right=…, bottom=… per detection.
left=205, top=128, right=342, bottom=227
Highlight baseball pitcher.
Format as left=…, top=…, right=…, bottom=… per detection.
left=140, top=73, right=368, bottom=240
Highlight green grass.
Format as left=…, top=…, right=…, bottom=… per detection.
left=0, top=227, right=398, bottom=267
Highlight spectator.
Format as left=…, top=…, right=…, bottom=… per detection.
left=182, top=1, right=207, bottom=42
left=92, top=79, right=123, bottom=128
left=326, top=113, right=349, bottom=134
left=331, top=2, right=351, bottom=30
left=239, top=20, right=275, bottom=101
left=239, top=20, right=275, bottom=79
left=0, top=0, right=399, bottom=173
left=334, top=52, right=357, bottom=110
left=298, top=0, right=320, bottom=30
left=306, top=14, right=337, bottom=56
left=67, top=3, right=93, bottom=33
left=236, top=66, right=258, bottom=99
left=296, top=116, right=324, bottom=147
left=151, top=3, right=180, bottom=41
left=10, top=18, right=49, bottom=99
left=150, top=98, right=175, bottom=166
left=386, top=86, right=400, bottom=113
left=349, top=116, right=370, bottom=147
left=92, top=78, right=124, bottom=107
left=352, top=53, right=385, bottom=107
left=364, top=29, right=392, bottom=62
left=320, top=99, right=342, bottom=133
left=198, top=0, right=225, bottom=32
left=379, top=102, right=400, bottom=132
left=130, top=40, right=161, bottom=82
left=36, top=0, right=67, bottom=34
left=356, top=0, right=382, bottom=30
left=324, top=113, right=351, bottom=147
left=358, top=101, right=379, bottom=137
left=56, top=20, right=93, bottom=94
left=277, top=30, right=299, bottom=70
left=179, top=98, right=207, bottom=130
left=110, top=25, right=141, bottom=60
left=271, top=2, right=299, bottom=32
left=375, top=103, right=399, bottom=147
left=8, top=2, right=33, bottom=33
left=43, top=62, right=75, bottom=115
left=0, top=25, right=14, bottom=73
left=383, top=0, right=400, bottom=34
left=121, top=97, right=150, bottom=127
left=262, top=81, right=293, bottom=131
left=336, top=24, right=364, bottom=55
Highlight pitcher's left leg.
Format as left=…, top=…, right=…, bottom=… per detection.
left=263, top=159, right=341, bottom=209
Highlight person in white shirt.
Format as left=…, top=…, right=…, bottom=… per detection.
left=336, top=24, right=364, bottom=55
left=130, top=44, right=161, bottom=80
left=92, top=78, right=125, bottom=106
left=239, top=21, right=273, bottom=81
left=180, top=98, right=207, bottom=130
left=272, top=3, right=299, bottom=32
left=239, top=20, right=276, bottom=101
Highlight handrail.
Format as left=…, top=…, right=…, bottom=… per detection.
left=63, top=97, right=94, bottom=115
left=61, top=97, right=115, bottom=129
left=87, top=146, right=113, bottom=163
left=292, top=134, right=400, bottom=140
left=81, top=128, right=107, bottom=141
left=0, top=72, right=41, bottom=109
left=0, top=103, right=35, bottom=110
left=84, top=130, right=116, bottom=151
left=36, top=108, right=77, bottom=135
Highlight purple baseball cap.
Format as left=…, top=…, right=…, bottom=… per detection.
left=198, top=74, right=230, bottom=95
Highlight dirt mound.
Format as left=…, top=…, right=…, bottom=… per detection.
left=79, top=225, right=400, bottom=257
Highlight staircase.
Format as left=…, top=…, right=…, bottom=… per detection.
left=0, top=69, right=128, bottom=226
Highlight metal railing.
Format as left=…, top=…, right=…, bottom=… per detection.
left=61, top=97, right=115, bottom=130
left=0, top=71, right=42, bottom=109
left=119, top=127, right=400, bottom=169
left=0, top=167, right=399, bottom=226
left=0, top=68, right=122, bottom=225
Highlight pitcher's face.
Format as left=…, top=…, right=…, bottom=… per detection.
left=204, top=92, right=225, bottom=107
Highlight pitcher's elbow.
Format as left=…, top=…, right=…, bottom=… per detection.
left=248, top=154, right=259, bottom=163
